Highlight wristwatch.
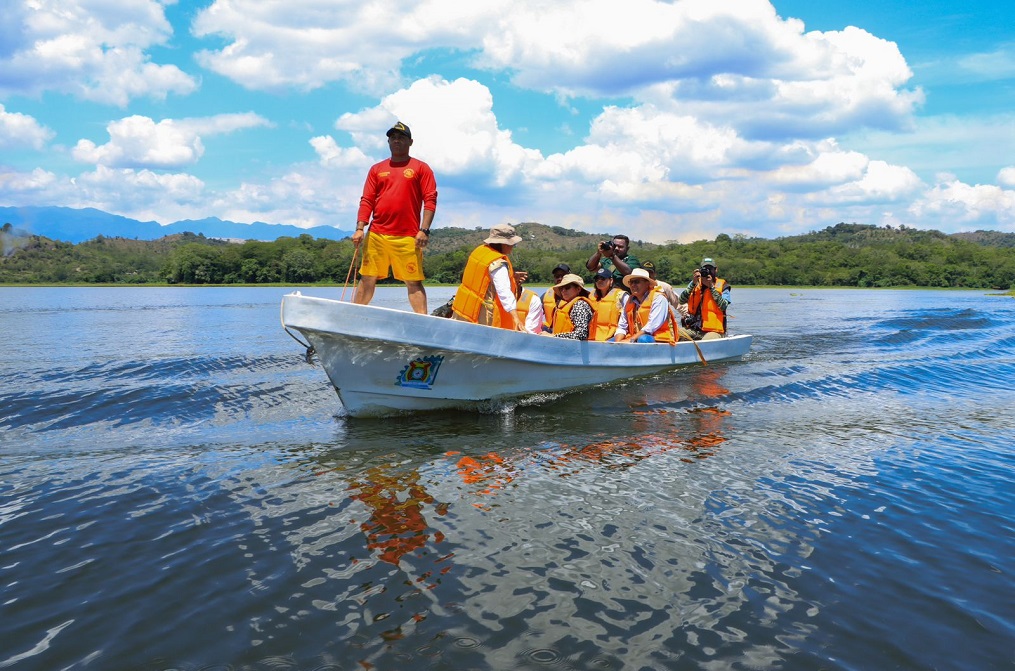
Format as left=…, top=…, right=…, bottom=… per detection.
left=420, top=229, right=430, bottom=236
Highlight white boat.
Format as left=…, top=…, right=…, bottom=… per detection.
left=281, top=292, right=752, bottom=417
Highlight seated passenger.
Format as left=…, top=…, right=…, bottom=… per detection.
left=541, top=273, right=596, bottom=340
left=515, top=278, right=544, bottom=334
left=678, top=257, right=730, bottom=340
left=451, top=224, right=526, bottom=331
left=542, top=263, right=570, bottom=332
left=588, top=268, right=623, bottom=341
left=642, top=260, right=685, bottom=317
left=615, top=268, right=676, bottom=343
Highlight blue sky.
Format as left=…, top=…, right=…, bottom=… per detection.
left=1, top=0, right=1013, bottom=242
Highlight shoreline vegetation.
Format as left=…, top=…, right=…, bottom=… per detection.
left=2, top=283, right=1011, bottom=293
left=3, top=221, right=1014, bottom=291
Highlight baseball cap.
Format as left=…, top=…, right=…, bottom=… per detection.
left=386, top=121, right=411, bottom=139
left=594, top=268, right=613, bottom=280
left=700, top=257, right=716, bottom=268
left=552, top=263, right=571, bottom=274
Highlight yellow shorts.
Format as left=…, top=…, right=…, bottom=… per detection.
left=359, top=232, right=425, bottom=282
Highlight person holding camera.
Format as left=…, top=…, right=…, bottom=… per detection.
left=678, top=257, right=730, bottom=340
left=585, top=234, right=641, bottom=290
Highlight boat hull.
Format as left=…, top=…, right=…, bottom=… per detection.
left=281, top=293, right=752, bottom=417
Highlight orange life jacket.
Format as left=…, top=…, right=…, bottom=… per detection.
left=541, top=289, right=560, bottom=330
left=685, top=278, right=727, bottom=334
left=516, top=288, right=539, bottom=330
left=623, top=287, right=676, bottom=343
left=588, top=287, right=622, bottom=341
left=452, top=245, right=518, bottom=328
left=550, top=295, right=596, bottom=339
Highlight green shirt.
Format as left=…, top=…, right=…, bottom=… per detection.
left=601, top=253, right=641, bottom=288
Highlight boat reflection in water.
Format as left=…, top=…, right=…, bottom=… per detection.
left=347, top=465, right=451, bottom=572
left=266, top=361, right=809, bottom=669
left=337, top=365, right=738, bottom=574
left=431, top=367, right=737, bottom=511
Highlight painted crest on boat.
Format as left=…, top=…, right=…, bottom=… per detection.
left=395, top=355, right=444, bottom=389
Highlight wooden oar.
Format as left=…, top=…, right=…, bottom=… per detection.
left=670, top=308, right=707, bottom=366
left=341, top=235, right=363, bottom=301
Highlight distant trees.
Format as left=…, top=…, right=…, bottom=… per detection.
left=2, top=221, right=1015, bottom=289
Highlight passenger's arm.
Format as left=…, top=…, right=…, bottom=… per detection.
left=643, top=294, right=669, bottom=334
left=525, top=297, right=544, bottom=334
left=490, top=263, right=522, bottom=329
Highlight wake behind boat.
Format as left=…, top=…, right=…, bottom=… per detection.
left=281, top=292, right=752, bottom=417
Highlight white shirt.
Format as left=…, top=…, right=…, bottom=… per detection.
left=617, top=290, right=669, bottom=337
left=521, top=290, right=544, bottom=333
left=490, top=261, right=517, bottom=312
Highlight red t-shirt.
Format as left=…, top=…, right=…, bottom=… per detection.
left=356, top=157, right=438, bottom=237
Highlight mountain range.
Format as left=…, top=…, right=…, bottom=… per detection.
left=0, top=206, right=354, bottom=244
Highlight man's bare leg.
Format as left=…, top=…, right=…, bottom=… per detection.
left=406, top=281, right=428, bottom=314
left=354, top=275, right=377, bottom=305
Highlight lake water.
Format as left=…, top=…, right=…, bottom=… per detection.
left=1, top=286, right=1012, bottom=671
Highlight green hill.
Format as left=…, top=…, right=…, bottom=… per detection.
left=2, top=221, right=1014, bottom=289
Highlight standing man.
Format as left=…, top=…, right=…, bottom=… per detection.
left=678, top=257, right=730, bottom=340
left=353, top=121, right=437, bottom=314
left=585, top=234, right=641, bottom=290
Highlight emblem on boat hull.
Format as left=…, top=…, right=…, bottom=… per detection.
left=395, top=355, right=444, bottom=389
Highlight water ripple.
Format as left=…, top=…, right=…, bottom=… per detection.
left=2, top=287, right=1013, bottom=670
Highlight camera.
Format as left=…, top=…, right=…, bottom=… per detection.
left=698, top=266, right=715, bottom=278
left=599, top=240, right=615, bottom=252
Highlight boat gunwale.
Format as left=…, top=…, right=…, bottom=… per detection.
left=282, top=292, right=752, bottom=366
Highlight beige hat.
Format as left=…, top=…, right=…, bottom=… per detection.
left=484, top=223, right=523, bottom=245
left=623, top=267, right=655, bottom=289
left=552, top=273, right=586, bottom=290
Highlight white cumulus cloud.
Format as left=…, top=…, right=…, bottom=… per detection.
left=192, top=0, right=920, bottom=140
left=72, top=113, right=272, bottom=169
left=0, top=0, right=197, bottom=105
left=335, top=77, right=544, bottom=189
left=910, top=177, right=1015, bottom=226
left=0, top=105, right=54, bottom=149
left=69, top=165, right=206, bottom=215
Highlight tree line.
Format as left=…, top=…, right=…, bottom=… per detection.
left=2, top=221, right=1015, bottom=289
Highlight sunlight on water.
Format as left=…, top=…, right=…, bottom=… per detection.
left=1, top=287, right=1013, bottom=670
